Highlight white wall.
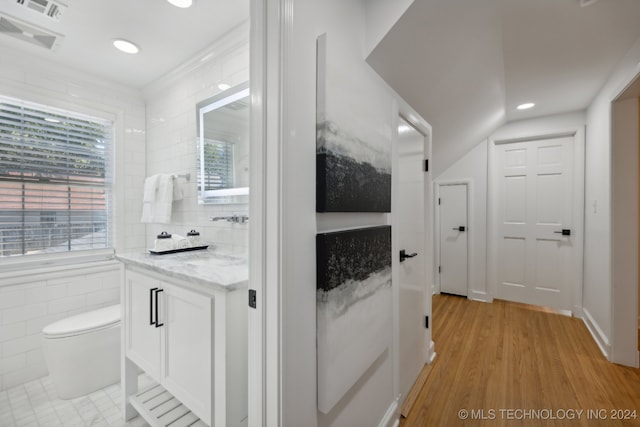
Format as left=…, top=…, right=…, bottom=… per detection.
left=279, top=1, right=402, bottom=426
left=0, top=44, right=146, bottom=391
left=584, top=36, right=640, bottom=359
left=142, top=22, right=250, bottom=254
left=436, top=140, right=488, bottom=300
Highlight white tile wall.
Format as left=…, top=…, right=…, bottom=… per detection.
left=0, top=266, right=122, bottom=392
left=142, top=22, right=251, bottom=254
left=0, top=41, right=145, bottom=391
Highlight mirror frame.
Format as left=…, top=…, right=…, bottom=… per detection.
left=196, top=81, right=250, bottom=204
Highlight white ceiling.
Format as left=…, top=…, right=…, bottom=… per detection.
left=367, top=0, right=640, bottom=175
left=0, top=0, right=249, bottom=88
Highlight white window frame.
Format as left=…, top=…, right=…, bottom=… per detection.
left=0, top=95, right=115, bottom=269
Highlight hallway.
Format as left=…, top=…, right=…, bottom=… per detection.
left=401, top=295, right=640, bottom=426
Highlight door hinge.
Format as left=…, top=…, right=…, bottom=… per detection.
left=424, top=159, right=429, bottom=172
left=438, top=198, right=441, bottom=205
left=425, top=315, right=429, bottom=329
left=438, top=265, right=441, bottom=273
left=248, top=289, right=257, bottom=309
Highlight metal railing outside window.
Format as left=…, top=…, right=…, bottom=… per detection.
left=0, top=95, right=113, bottom=257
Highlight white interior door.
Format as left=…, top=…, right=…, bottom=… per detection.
left=397, top=117, right=428, bottom=405
left=439, top=184, right=468, bottom=296
left=495, top=136, right=575, bottom=311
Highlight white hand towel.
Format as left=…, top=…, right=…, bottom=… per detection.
left=143, top=174, right=159, bottom=202
left=141, top=173, right=174, bottom=224
left=141, top=174, right=160, bottom=223
left=172, top=179, right=184, bottom=201
left=153, top=174, right=174, bottom=224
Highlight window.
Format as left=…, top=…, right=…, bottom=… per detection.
left=0, top=96, right=113, bottom=257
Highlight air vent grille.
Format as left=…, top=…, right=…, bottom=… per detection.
left=14, top=0, right=66, bottom=21
left=0, top=14, right=63, bottom=50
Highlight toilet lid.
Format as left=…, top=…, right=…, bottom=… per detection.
left=43, top=304, right=120, bottom=338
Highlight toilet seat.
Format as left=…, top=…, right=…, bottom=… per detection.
left=43, top=304, right=120, bottom=339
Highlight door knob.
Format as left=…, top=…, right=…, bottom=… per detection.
left=452, top=226, right=466, bottom=232
left=553, top=229, right=571, bottom=236
left=400, top=249, right=418, bottom=262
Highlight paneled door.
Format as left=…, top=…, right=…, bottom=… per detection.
left=495, top=136, right=575, bottom=311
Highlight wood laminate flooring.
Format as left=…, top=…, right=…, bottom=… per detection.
left=400, top=294, right=640, bottom=426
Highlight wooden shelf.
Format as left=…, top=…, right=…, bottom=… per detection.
left=130, top=383, right=208, bottom=427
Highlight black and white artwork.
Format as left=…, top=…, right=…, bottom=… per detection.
left=316, top=33, right=392, bottom=212
left=316, top=225, right=392, bottom=413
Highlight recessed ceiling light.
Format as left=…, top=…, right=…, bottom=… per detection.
left=218, top=83, right=231, bottom=91
left=167, top=0, right=193, bottom=8
left=113, top=39, right=139, bottom=54
left=517, top=102, right=535, bottom=110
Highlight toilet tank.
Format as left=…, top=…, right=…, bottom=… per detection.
left=43, top=305, right=121, bottom=399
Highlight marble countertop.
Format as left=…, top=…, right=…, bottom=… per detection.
left=116, top=247, right=248, bottom=292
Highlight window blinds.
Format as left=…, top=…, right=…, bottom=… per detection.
left=0, top=96, right=113, bottom=257
left=198, top=138, right=235, bottom=191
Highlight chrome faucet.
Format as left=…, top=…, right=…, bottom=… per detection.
left=209, top=215, right=249, bottom=224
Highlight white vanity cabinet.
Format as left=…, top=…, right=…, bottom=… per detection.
left=124, top=268, right=213, bottom=424
left=120, top=259, right=248, bottom=427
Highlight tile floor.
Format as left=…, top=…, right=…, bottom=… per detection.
left=0, top=375, right=154, bottom=427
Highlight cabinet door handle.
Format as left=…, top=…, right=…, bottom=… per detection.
left=150, top=288, right=159, bottom=325
left=155, top=289, right=164, bottom=328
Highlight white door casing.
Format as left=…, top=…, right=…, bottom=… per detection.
left=494, top=135, right=579, bottom=312
left=439, top=184, right=469, bottom=297
left=396, top=116, right=428, bottom=405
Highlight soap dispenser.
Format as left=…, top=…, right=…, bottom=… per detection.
left=155, top=231, right=173, bottom=251
left=187, top=229, right=201, bottom=247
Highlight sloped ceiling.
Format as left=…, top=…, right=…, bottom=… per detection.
left=367, top=0, right=640, bottom=176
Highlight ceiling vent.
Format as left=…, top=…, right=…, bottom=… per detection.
left=580, top=0, right=600, bottom=7
left=0, top=13, right=64, bottom=50
left=14, top=0, right=67, bottom=21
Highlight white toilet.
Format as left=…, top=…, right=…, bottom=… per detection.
left=43, top=304, right=121, bottom=399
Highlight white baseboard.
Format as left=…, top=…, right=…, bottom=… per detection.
left=582, top=307, right=610, bottom=359
left=429, top=341, right=436, bottom=363
left=573, top=305, right=584, bottom=318
left=378, top=398, right=399, bottom=427
left=468, top=290, right=492, bottom=303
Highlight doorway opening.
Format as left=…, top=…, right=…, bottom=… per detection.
left=610, top=76, right=640, bottom=366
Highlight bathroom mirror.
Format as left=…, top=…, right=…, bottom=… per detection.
left=196, top=81, right=249, bottom=204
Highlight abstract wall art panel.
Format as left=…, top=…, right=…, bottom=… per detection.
left=316, top=33, right=392, bottom=212
left=316, top=225, right=392, bottom=413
